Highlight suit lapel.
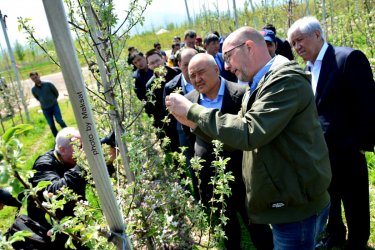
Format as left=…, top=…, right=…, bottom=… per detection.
left=221, top=80, right=236, bottom=114
left=190, top=90, right=200, bottom=104
left=315, top=44, right=335, bottom=106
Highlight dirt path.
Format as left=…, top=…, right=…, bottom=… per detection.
left=23, top=67, right=91, bottom=109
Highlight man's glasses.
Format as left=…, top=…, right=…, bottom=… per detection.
left=223, top=42, right=246, bottom=64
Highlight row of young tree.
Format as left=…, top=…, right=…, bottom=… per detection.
left=189, top=0, right=373, bottom=65
left=0, top=0, right=374, bottom=249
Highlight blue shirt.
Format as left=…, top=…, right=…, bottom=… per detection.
left=250, top=57, right=275, bottom=93
left=199, top=77, right=225, bottom=110
left=181, top=74, right=194, bottom=94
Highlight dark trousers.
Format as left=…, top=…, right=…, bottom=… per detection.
left=224, top=195, right=273, bottom=250
left=326, top=149, right=370, bottom=249
left=42, top=103, right=67, bottom=137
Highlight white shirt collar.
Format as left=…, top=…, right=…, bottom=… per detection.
left=307, top=42, right=328, bottom=67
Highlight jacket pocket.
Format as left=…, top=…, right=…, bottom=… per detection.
left=246, top=160, right=282, bottom=214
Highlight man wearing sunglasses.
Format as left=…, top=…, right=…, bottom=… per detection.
left=166, top=27, right=331, bottom=249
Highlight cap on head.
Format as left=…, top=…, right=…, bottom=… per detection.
left=261, top=29, right=276, bottom=43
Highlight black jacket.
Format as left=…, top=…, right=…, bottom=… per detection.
left=27, top=150, right=86, bottom=228
left=145, top=66, right=181, bottom=151
left=184, top=79, right=246, bottom=204
left=132, top=68, right=153, bottom=101
left=275, top=37, right=294, bottom=60
left=314, top=45, right=375, bottom=152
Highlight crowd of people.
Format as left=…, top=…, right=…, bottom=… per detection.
left=136, top=17, right=374, bottom=250
left=1, top=16, right=374, bottom=249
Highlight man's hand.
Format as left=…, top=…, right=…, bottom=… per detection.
left=166, top=93, right=197, bottom=129
left=174, top=113, right=197, bottom=129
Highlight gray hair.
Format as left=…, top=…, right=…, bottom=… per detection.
left=55, top=127, right=80, bottom=153
left=287, top=16, right=325, bottom=44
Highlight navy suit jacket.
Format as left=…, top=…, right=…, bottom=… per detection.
left=315, top=44, right=375, bottom=152
left=184, top=79, right=246, bottom=160
left=183, top=79, right=246, bottom=198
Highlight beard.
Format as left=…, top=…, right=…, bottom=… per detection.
left=237, top=65, right=252, bottom=82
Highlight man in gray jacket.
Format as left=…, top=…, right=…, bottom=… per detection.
left=166, top=27, right=331, bottom=249
left=30, top=72, right=67, bottom=137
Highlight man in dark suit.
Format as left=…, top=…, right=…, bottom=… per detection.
left=130, top=52, right=153, bottom=101
left=145, top=49, right=181, bottom=152
left=185, top=53, right=273, bottom=250
left=164, top=48, right=197, bottom=190
left=289, top=16, right=375, bottom=250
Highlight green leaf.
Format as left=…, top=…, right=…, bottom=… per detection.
left=64, top=236, right=77, bottom=249
left=2, top=124, right=33, bottom=143
left=0, top=171, right=10, bottom=185
left=9, top=179, right=24, bottom=196
left=35, top=180, right=52, bottom=190
left=45, top=213, right=52, bottom=224
left=9, top=230, right=33, bottom=244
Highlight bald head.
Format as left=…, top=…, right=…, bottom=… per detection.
left=222, top=27, right=272, bottom=82
left=180, top=48, right=198, bottom=61
left=179, top=48, right=198, bottom=82
left=189, top=53, right=218, bottom=69
left=188, top=53, right=220, bottom=100
left=224, top=26, right=265, bottom=47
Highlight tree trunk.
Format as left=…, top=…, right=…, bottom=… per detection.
left=42, top=1, right=131, bottom=249
left=84, top=1, right=134, bottom=184
left=232, top=0, right=239, bottom=29
left=305, top=0, right=310, bottom=15
left=248, top=0, right=258, bottom=28
left=288, top=0, right=293, bottom=28
left=0, top=12, right=30, bottom=122
left=184, top=0, right=192, bottom=26
left=322, top=0, right=328, bottom=40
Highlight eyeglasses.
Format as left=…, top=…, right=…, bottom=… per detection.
left=223, top=42, right=246, bottom=64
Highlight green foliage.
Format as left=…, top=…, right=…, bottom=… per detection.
left=1, top=0, right=373, bottom=248
left=13, top=41, right=26, bottom=62
left=0, top=230, right=33, bottom=250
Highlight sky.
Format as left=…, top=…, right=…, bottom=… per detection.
left=0, top=0, right=247, bottom=48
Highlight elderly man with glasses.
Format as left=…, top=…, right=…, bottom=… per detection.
left=166, top=27, right=332, bottom=249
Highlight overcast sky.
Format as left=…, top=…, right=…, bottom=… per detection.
left=0, top=0, right=247, bottom=48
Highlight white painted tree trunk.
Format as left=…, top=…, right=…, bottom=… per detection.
left=232, top=0, right=239, bottom=29
left=184, top=0, right=192, bottom=26
left=0, top=12, right=30, bottom=122
left=248, top=0, right=258, bottom=28
left=84, top=1, right=134, bottom=184
left=41, top=0, right=131, bottom=249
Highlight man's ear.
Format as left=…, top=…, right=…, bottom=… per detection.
left=58, top=146, right=65, bottom=155
left=214, top=65, right=219, bottom=74
left=313, top=29, right=321, bottom=40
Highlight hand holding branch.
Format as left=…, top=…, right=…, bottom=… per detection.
left=166, top=93, right=197, bottom=129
